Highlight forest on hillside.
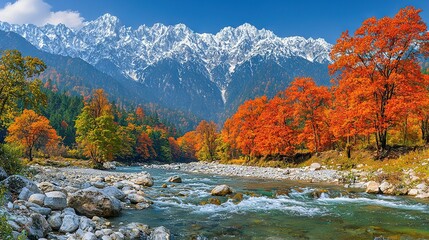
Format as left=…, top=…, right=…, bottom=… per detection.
left=1, top=7, right=429, bottom=169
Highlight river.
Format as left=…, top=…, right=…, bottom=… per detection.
left=111, top=166, right=429, bottom=239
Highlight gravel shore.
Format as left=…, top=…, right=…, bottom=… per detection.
left=147, top=161, right=347, bottom=183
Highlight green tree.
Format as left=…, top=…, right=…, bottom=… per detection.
left=75, top=90, right=120, bottom=167
left=0, top=50, right=46, bottom=128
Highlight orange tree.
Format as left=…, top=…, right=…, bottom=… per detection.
left=329, top=7, right=429, bottom=150
left=284, top=77, right=332, bottom=152
left=6, top=109, right=59, bottom=161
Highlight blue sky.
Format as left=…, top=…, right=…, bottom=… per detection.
left=0, top=0, right=428, bottom=43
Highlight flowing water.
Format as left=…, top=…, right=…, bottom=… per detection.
left=112, top=166, right=429, bottom=239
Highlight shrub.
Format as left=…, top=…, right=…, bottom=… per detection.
left=0, top=187, right=26, bottom=240
left=0, top=143, right=24, bottom=175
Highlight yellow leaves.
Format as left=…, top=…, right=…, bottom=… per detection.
left=6, top=109, right=59, bottom=160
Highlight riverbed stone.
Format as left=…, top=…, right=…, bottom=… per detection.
left=365, top=181, right=380, bottom=194
left=149, top=226, right=170, bottom=240
left=128, top=193, right=151, bottom=204
left=131, top=174, right=154, bottom=187
left=3, top=175, right=41, bottom=195
left=29, top=206, right=51, bottom=216
left=44, top=191, right=67, bottom=210
left=408, top=189, right=419, bottom=196
left=25, top=213, right=51, bottom=239
left=82, top=232, right=97, bottom=240
left=68, top=187, right=122, bottom=217
left=167, top=176, right=182, bottom=183
left=60, top=214, right=79, bottom=233
left=211, top=184, right=233, bottom=196
left=18, top=187, right=34, bottom=200
left=80, top=216, right=96, bottom=232
left=48, top=212, right=62, bottom=230
left=102, top=186, right=126, bottom=201
left=38, top=182, right=60, bottom=193
left=28, top=193, right=46, bottom=206
left=310, top=163, right=322, bottom=171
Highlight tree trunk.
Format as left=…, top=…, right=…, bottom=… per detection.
left=28, top=147, right=33, bottom=161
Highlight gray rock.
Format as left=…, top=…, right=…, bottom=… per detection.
left=44, top=191, right=67, bottom=210
left=102, top=186, right=126, bottom=201
left=68, top=187, right=122, bottom=217
left=60, top=214, right=79, bottom=233
left=82, top=232, right=98, bottom=240
left=379, top=182, right=392, bottom=194
left=365, top=181, right=380, bottom=194
left=62, top=207, right=77, bottom=216
left=167, top=176, right=182, bottom=183
left=38, top=182, right=59, bottom=193
left=93, top=181, right=107, bottom=188
left=149, top=226, right=170, bottom=240
left=28, top=193, right=46, bottom=206
left=103, top=161, right=117, bottom=170
left=18, top=187, right=34, bottom=200
left=0, top=167, right=8, bottom=181
left=80, top=216, right=96, bottom=232
left=25, top=213, right=51, bottom=239
left=2, top=175, right=41, bottom=194
left=131, top=174, right=154, bottom=187
left=135, top=202, right=151, bottom=210
left=29, top=206, right=51, bottom=216
left=211, top=184, right=233, bottom=196
left=127, top=193, right=151, bottom=204
left=48, top=212, right=62, bottom=230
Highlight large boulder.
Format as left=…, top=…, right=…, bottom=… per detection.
left=365, top=181, right=380, bottom=194
left=2, top=175, right=41, bottom=195
left=68, top=187, right=122, bottom=217
left=102, top=186, right=126, bottom=201
left=149, top=226, right=170, bottom=240
left=0, top=167, right=7, bottom=181
left=131, top=174, right=154, bottom=187
left=25, top=213, right=51, bottom=240
left=167, top=176, right=182, bottom=183
left=211, top=185, right=233, bottom=196
left=44, top=191, right=67, bottom=210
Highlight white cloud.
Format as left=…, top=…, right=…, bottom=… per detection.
left=0, top=0, right=85, bottom=29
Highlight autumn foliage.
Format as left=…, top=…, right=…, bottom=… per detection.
left=329, top=6, right=429, bottom=150
left=181, top=7, right=429, bottom=161
left=6, top=109, right=59, bottom=161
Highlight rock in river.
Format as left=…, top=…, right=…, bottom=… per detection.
left=211, top=184, right=233, bottom=196
left=167, top=175, right=182, bottom=183
left=68, top=187, right=122, bottom=217
left=365, top=181, right=380, bottom=194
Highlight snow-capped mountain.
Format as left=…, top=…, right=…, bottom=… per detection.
left=0, top=14, right=332, bottom=121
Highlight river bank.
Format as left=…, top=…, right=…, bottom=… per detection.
left=148, top=161, right=429, bottom=198
left=1, top=161, right=429, bottom=239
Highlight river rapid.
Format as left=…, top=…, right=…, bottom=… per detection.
left=111, top=166, right=429, bottom=239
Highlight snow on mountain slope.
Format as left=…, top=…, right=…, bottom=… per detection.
left=0, top=14, right=331, bottom=90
